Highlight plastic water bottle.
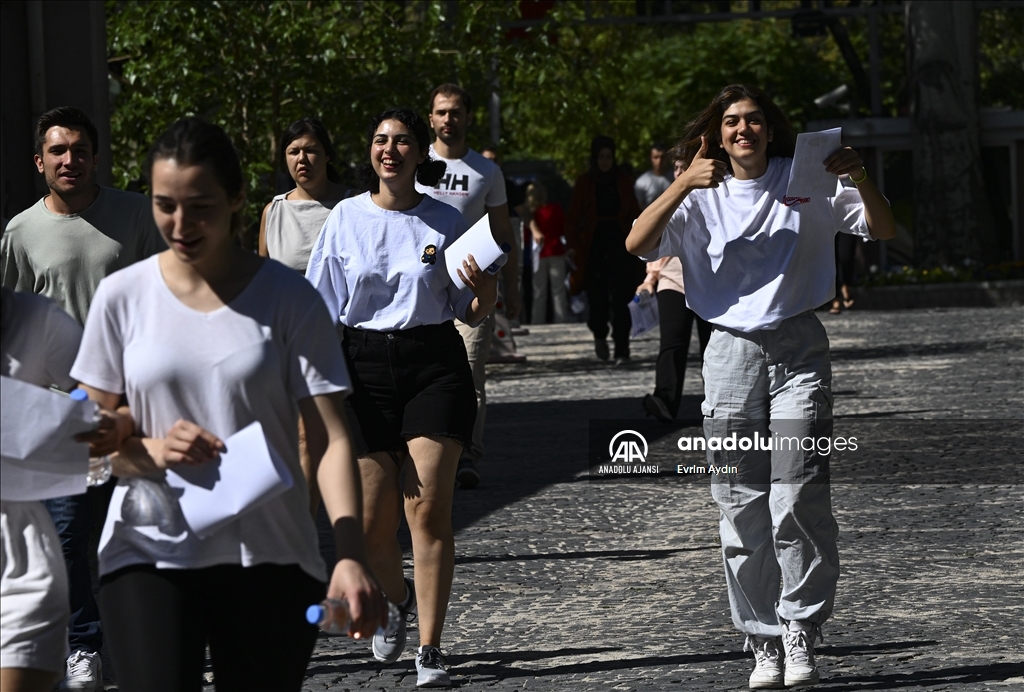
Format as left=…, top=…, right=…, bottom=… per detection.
left=484, top=243, right=513, bottom=275
left=70, top=388, right=112, bottom=487
left=306, top=597, right=402, bottom=636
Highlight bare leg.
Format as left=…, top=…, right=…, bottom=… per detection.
left=0, top=667, right=59, bottom=692
left=359, top=452, right=409, bottom=604
left=403, top=435, right=461, bottom=647
left=298, top=417, right=321, bottom=519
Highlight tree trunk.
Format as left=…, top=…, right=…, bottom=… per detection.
left=907, top=1, right=997, bottom=266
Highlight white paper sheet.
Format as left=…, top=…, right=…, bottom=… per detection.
left=1, top=376, right=96, bottom=501
left=444, top=214, right=503, bottom=289
left=786, top=127, right=842, bottom=199
left=628, top=293, right=660, bottom=338
left=165, top=421, right=293, bottom=539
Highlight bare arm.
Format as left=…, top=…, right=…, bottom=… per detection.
left=823, top=148, right=897, bottom=241
left=529, top=218, right=544, bottom=245
left=626, top=137, right=726, bottom=257
left=258, top=202, right=271, bottom=257
left=302, top=392, right=385, bottom=639
left=80, top=385, right=224, bottom=478
left=485, top=203, right=521, bottom=320
left=457, top=254, right=499, bottom=325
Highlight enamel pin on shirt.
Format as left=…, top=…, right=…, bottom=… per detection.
left=421, top=245, right=437, bottom=264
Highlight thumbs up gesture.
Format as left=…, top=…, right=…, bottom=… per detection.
left=682, top=136, right=727, bottom=190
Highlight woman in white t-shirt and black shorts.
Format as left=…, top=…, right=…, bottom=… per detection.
left=306, top=107, right=497, bottom=688
left=627, top=84, right=896, bottom=690
left=70, top=118, right=385, bottom=691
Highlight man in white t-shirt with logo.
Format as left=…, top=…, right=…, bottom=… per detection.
left=418, top=84, right=521, bottom=490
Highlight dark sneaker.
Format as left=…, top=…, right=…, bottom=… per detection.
left=782, top=621, right=821, bottom=687
left=595, top=339, right=610, bottom=361
left=415, top=645, right=451, bottom=688
left=372, top=578, right=416, bottom=664
left=456, top=459, right=480, bottom=489
left=746, top=635, right=784, bottom=689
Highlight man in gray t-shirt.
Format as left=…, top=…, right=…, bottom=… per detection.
left=0, top=106, right=162, bottom=689
left=633, top=142, right=674, bottom=211
left=2, top=111, right=162, bottom=325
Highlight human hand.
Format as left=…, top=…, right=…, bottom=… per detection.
left=327, top=558, right=386, bottom=639
left=75, top=407, right=132, bottom=457
left=157, top=420, right=224, bottom=468
left=681, top=136, right=727, bottom=189
left=823, top=146, right=864, bottom=178
left=636, top=280, right=657, bottom=296
left=457, top=254, right=499, bottom=306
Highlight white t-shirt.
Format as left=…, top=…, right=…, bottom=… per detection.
left=417, top=146, right=508, bottom=226
left=1, top=289, right=81, bottom=390
left=305, top=192, right=476, bottom=330
left=70, top=256, right=350, bottom=580
left=648, top=157, right=870, bottom=332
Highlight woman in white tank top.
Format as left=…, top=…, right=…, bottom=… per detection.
left=258, top=118, right=349, bottom=272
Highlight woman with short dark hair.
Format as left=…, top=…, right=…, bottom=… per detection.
left=306, top=107, right=498, bottom=688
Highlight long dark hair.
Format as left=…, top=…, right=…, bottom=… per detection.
left=144, top=117, right=245, bottom=235
left=279, top=117, right=342, bottom=184
left=357, top=108, right=447, bottom=193
left=674, top=84, right=796, bottom=174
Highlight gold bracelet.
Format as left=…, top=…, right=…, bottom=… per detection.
left=849, top=166, right=868, bottom=184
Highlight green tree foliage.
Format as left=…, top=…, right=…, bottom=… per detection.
left=107, top=0, right=513, bottom=227
left=107, top=0, right=1022, bottom=219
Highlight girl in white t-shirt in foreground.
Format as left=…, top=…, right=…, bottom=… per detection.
left=70, top=118, right=384, bottom=691
left=627, top=84, right=895, bottom=690
left=306, top=107, right=498, bottom=688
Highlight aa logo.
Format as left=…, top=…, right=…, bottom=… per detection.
left=608, top=430, right=648, bottom=464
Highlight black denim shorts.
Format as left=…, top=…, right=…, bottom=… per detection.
left=341, top=322, right=476, bottom=456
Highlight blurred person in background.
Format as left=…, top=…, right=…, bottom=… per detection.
left=525, top=182, right=568, bottom=324
left=566, top=135, right=642, bottom=365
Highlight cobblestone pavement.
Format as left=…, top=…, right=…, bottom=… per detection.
left=299, top=307, right=1022, bottom=692
left=94, top=308, right=1017, bottom=691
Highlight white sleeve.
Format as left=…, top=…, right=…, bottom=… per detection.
left=832, top=179, right=871, bottom=239
left=640, top=202, right=691, bottom=262
left=484, top=165, right=508, bottom=208
left=287, top=295, right=351, bottom=401
left=305, top=211, right=348, bottom=325
left=70, top=279, right=126, bottom=395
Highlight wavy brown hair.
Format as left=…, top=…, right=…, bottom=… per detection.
left=674, top=84, right=796, bottom=174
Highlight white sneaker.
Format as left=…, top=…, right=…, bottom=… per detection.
left=782, top=621, right=821, bottom=687
left=415, top=645, right=451, bottom=688
left=746, top=635, right=785, bottom=689
left=59, top=650, right=102, bottom=691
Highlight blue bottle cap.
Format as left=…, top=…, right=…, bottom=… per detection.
left=70, top=389, right=89, bottom=401
left=305, top=604, right=324, bottom=625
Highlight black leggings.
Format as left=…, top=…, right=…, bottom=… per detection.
left=653, top=290, right=712, bottom=417
left=99, top=563, right=325, bottom=692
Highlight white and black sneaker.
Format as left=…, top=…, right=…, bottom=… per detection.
left=746, top=635, right=784, bottom=689
left=372, top=577, right=416, bottom=664
left=415, top=645, right=451, bottom=688
left=782, top=620, right=821, bottom=687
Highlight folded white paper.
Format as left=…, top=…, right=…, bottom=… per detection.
left=628, top=294, right=660, bottom=338
left=1, top=376, right=96, bottom=501
left=786, top=127, right=842, bottom=200
left=444, top=214, right=503, bottom=289
left=165, top=421, right=293, bottom=539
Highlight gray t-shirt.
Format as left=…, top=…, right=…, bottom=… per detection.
left=265, top=191, right=340, bottom=273
left=1, top=187, right=164, bottom=324
left=634, top=170, right=674, bottom=210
